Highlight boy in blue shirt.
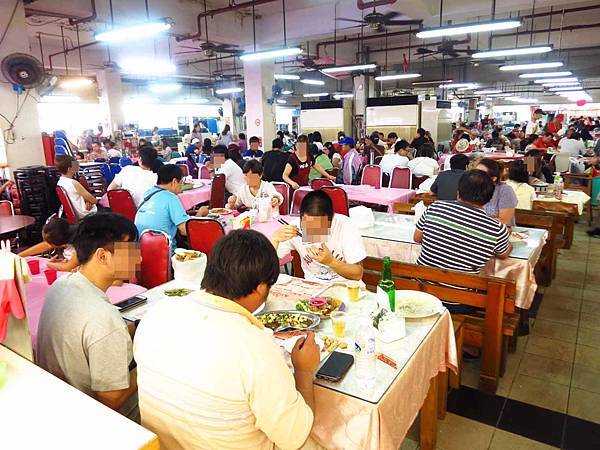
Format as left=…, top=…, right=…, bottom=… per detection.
left=135, top=164, right=207, bottom=251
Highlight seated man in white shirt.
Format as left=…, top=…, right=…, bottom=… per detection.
left=134, top=230, right=320, bottom=450
left=272, top=190, right=366, bottom=282
left=107, top=146, right=158, bottom=207
left=408, top=143, right=440, bottom=177
left=379, top=139, right=410, bottom=176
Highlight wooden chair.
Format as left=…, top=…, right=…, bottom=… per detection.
left=186, top=218, right=225, bottom=256
left=411, top=193, right=438, bottom=206
left=392, top=203, right=415, bottom=215
left=362, top=258, right=516, bottom=394
left=107, top=189, right=137, bottom=222
left=562, top=172, right=594, bottom=225
left=532, top=200, right=578, bottom=249
left=139, top=230, right=171, bottom=289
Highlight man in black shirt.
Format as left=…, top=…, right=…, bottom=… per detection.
left=261, top=138, right=290, bottom=182
left=430, top=154, right=470, bottom=200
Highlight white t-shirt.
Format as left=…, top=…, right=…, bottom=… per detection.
left=332, top=152, right=342, bottom=166
left=107, top=148, right=122, bottom=159
left=558, top=138, right=585, bottom=155
left=379, top=154, right=409, bottom=176
left=233, top=180, right=283, bottom=209
left=408, top=157, right=439, bottom=177
left=110, top=165, right=158, bottom=207
left=277, top=214, right=367, bottom=283
left=218, top=132, right=234, bottom=147
left=133, top=292, right=313, bottom=450
left=525, top=121, right=539, bottom=137
left=57, top=176, right=97, bottom=219
left=218, top=159, right=245, bottom=194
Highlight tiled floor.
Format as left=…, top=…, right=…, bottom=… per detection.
left=401, top=222, right=600, bottom=449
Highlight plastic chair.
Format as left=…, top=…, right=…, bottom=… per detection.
left=187, top=218, right=225, bottom=256
left=321, top=186, right=350, bottom=216
left=55, top=186, right=77, bottom=224
left=412, top=175, right=429, bottom=190
left=272, top=182, right=290, bottom=215
left=176, top=162, right=190, bottom=178
left=108, top=157, right=121, bottom=165
left=210, top=174, right=226, bottom=208
left=109, top=163, right=122, bottom=177
left=361, top=165, right=382, bottom=189
left=0, top=200, right=14, bottom=216
left=310, top=178, right=334, bottom=190
left=107, top=189, right=137, bottom=222
left=199, top=165, right=211, bottom=179
left=139, top=230, right=171, bottom=289
left=389, top=167, right=412, bottom=189
left=120, top=156, right=133, bottom=167
left=291, top=189, right=309, bottom=215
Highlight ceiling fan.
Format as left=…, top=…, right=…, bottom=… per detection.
left=336, top=10, right=422, bottom=33
left=415, top=40, right=475, bottom=58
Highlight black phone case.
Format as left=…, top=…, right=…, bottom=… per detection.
left=316, top=352, right=354, bottom=382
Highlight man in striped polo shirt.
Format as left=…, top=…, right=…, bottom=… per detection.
left=414, top=169, right=512, bottom=276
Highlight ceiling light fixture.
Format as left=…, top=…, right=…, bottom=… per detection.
left=300, top=79, right=325, bottom=86
left=474, top=89, right=503, bottom=94
left=333, top=93, right=353, bottom=99
left=412, top=79, right=453, bottom=86
left=119, top=59, right=176, bottom=75
left=274, top=74, right=300, bottom=80
left=542, top=81, right=581, bottom=87
left=499, top=61, right=563, bottom=71
left=322, top=63, right=377, bottom=73
left=41, top=95, right=82, bottom=103
left=534, top=77, right=578, bottom=84
left=439, top=82, right=478, bottom=89
left=281, top=90, right=294, bottom=95
left=215, top=87, right=244, bottom=94
left=60, top=78, right=93, bottom=89
left=473, top=45, right=552, bottom=59
left=276, top=99, right=287, bottom=104
left=149, top=83, right=182, bottom=93
left=375, top=73, right=422, bottom=81
left=95, top=19, right=171, bottom=43
left=303, top=93, right=329, bottom=98
left=519, top=71, right=572, bottom=79
left=416, top=19, right=522, bottom=39
left=548, top=87, right=584, bottom=92
left=240, top=47, right=302, bottom=61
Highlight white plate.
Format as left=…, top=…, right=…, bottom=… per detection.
left=394, top=290, right=443, bottom=319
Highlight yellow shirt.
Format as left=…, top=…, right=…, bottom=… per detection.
left=506, top=180, right=536, bottom=210
left=133, top=291, right=313, bottom=450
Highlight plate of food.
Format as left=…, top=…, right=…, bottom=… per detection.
left=394, top=290, right=443, bottom=319
left=510, top=231, right=529, bottom=246
left=173, top=249, right=203, bottom=262
left=295, top=297, right=344, bottom=318
left=209, top=207, right=232, bottom=215
left=256, top=310, right=321, bottom=332
left=164, top=288, right=194, bottom=297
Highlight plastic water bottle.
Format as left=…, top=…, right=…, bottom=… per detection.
left=553, top=172, right=564, bottom=200
left=354, top=316, right=376, bottom=390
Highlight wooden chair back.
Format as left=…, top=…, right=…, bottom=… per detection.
left=515, top=209, right=558, bottom=285
left=562, top=173, right=593, bottom=224
left=532, top=200, right=577, bottom=248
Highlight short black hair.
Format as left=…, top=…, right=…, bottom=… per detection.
left=418, top=143, right=435, bottom=158
left=249, top=136, right=260, bottom=144
left=43, top=217, right=75, bottom=246
left=458, top=170, right=495, bottom=206
left=450, top=153, right=470, bottom=170
left=300, top=189, right=334, bottom=220
left=72, top=213, right=138, bottom=264
left=139, top=145, right=157, bottom=168
left=508, top=160, right=529, bottom=183
left=312, top=131, right=323, bottom=143
left=213, top=144, right=227, bottom=154
left=238, top=133, right=246, bottom=140
left=157, top=164, right=183, bottom=184
left=272, top=137, right=283, bottom=149
left=417, top=128, right=426, bottom=136
left=297, top=134, right=309, bottom=143
left=387, top=132, right=398, bottom=140
left=55, top=154, right=75, bottom=174
left=243, top=159, right=263, bottom=175
left=201, top=230, right=279, bottom=299
left=394, top=139, right=409, bottom=152
left=476, top=158, right=501, bottom=182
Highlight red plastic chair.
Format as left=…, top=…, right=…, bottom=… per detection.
left=186, top=218, right=225, bottom=256
left=272, top=182, right=290, bottom=216
left=389, top=167, right=412, bottom=189
left=310, top=178, right=334, bottom=190
left=412, top=175, right=429, bottom=189
left=56, top=186, right=77, bottom=224
left=139, top=230, right=171, bottom=289
left=199, top=165, right=211, bottom=179
left=0, top=200, right=14, bottom=216
left=107, top=189, right=137, bottom=222
left=361, top=165, right=382, bottom=189
left=321, top=186, right=349, bottom=216
left=210, top=174, right=226, bottom=209
left=291, top=189, right=309, bottom=215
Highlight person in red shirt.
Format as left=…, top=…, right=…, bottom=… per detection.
left=282, top=134, right=334, bottom=190
left=533, top=131, right=555, bottom=149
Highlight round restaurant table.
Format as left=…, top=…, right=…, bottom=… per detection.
left=0, top=215, right=35, bottom=235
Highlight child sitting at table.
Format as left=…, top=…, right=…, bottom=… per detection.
left=227, top=160, right=283, bottom=211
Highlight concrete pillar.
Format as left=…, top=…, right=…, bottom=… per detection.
left=97, top=68, right=125, bottom=135
left=243, top=60, right=276, bottom=149
left=0, top=1, right=44, bottom=170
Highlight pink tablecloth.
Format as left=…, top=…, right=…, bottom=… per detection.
left=297, top=185, right=415, bottom=212
left=99, top=181, right=212, bottom=211
left=23, top=257, right=147, bottom=350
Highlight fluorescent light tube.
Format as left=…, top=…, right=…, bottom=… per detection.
left=281, top=90, right=294, bottom=95
left=215, top=87, right=244, bottom=94
left=500, top=61, right=563, bottom=71
left=534, top=77, right=578, bottom=84
left=42, top=95, right=82, bottom=103
left=548, top=87, right=584, bottom=92
left=375, top=73, right=422, bottom=81
left=240, top=47, right=302, bottom=61
left=321, top=63, right=377, bottom=73
left=300, top=79, right=325, bottom=86
left=519, top=71, right=572, bottom=78
left=274, top=74, right=300, bottom=80
left=303, top=93, right=328, bottom=98
left=276, top=99, right=287, bottom=104
left=439, top=82, right=478, bottom=89
left=333, top=93, right=353, bottom=99
left=95, top=20, right=171, bottom=43
left=488, top=94, right=514, bottom=98
left=127, top=97, right=159, bottom=104
left=473, top=45, right=552, bottom=59
left=416, top=19, right=521, bottom=39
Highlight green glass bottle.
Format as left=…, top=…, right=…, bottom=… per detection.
left=378, top=256, right=396, bottom=312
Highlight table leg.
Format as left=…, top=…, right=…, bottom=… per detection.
left=420, top=374, right=439, bottom=450
left=437, top=371, right=448, bottom=420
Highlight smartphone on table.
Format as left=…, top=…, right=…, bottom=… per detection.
left=316, top=351, right=354, bottom=382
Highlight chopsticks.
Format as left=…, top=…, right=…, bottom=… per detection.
left=278, top=218, right=302, bottom=236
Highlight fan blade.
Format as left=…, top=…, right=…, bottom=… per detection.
left=335, top=18, right=366, bottom=24
left=381, top=12, right=400, bottom=21
left=416, top=47, right=436, bottom=54
left=384, top=19, right=424, bottom=26
left=447, top=51, right=461, bottom=58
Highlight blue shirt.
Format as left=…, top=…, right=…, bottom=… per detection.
left=242, top=149, right=264, bottom=158
left=134, top=186, right=189, bottom=251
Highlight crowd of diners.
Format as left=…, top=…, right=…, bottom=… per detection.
left=13, top=111, right=600, bottom=448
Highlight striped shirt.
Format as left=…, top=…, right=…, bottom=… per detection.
left=416, top=200, right=510, bottom=274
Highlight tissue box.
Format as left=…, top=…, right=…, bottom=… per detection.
left=349, top=206, right=375, bottom=229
